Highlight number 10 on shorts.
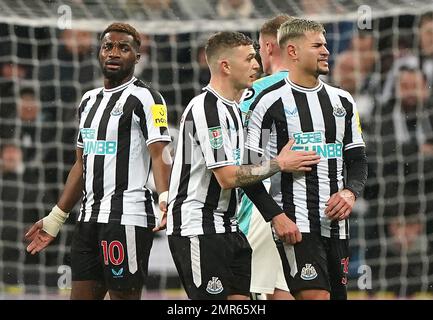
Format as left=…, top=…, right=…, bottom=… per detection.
left=101, top=240, right=125, bottom=265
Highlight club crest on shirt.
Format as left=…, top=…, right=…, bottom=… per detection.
left=111, top=101, right=124, bottom=116
left=333, top=103, right=346, bottom=117
left=206, top=277, right=223, bottom=294
left=300, top=263, right=318, bottom=280
left=208, top=126, right=223, bottom=149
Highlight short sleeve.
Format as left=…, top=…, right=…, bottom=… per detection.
left=194, top=94, right=237, bottom=169
left=135, top=88, right=172, bottom=146
left=342, top=95, right=365, bottom=151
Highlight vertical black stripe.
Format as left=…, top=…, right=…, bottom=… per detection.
left=202, top=92, right=228, bottom=234
left=225, top=103, right=240, bottom=148
left=204, top=92, right=227, bottom=164
left=269, top=98, right=296, bottom=222
left=248, top=79, right=286, bottom=113
left=80, top=90, right=103, bottom=222
left=293, top=89, right=320, bottom=233
left=225, top=189, right=237, bottom=233
left=172, top=109, right=195, bottom=235
left=78, top=96, right=91, bottom=122
left=134, top=79, right=169, bottom=136
left=341, top=96, right=354, bottom=239
left=202, top=175, right=220, bottom=234
left=109, top=95, right=137, bottom=222
left=145, top=189, right=155, bottom=227
left=91, top=90, right=123, bottom=221
left=134, top=100, right=149, bottom=141
left=318, top=87, right=339, bottom=237
left=340, top=96, right=354, bottom=147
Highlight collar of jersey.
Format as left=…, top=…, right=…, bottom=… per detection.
left=285, top=77, right=323, bottom=93
left=204, top=85, right=237, bottom=106
left=103, top=77, right=136, bottom=93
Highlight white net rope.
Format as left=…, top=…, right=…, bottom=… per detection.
left=1, top=0, right=433, bottom=298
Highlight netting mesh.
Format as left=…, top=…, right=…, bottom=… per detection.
left=1, top=0, right=433, bottom=299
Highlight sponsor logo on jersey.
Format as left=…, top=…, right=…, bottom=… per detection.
left=151, top=104, right=168, bottom=127
left=111, top=101, right=124, bottom=116
left=292, top=131, right=343, bottom=159
left=111, top=267, right=124, bottom=278
left=84, top=140, right=117, bottom=155
left=285, top=106, right=299, bottom=117
left=333, top=103, right=346, bottom=117
left=208, top=126, right=223, bottom=149
left=206, top=277, right=224, bottom=294
left=300, top=264, right=318, bottom=280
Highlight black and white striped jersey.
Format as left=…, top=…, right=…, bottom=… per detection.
left=166, top=86, right=243, bottom=236
left=76, top=77, right=171, bottom=227
left=246, top=77, right=365, bottom=239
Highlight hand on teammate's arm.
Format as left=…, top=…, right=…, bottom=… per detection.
left=213, top=139, right=320, bottom=190
left=148, top=141, right=172, bottom=232
left=275, top=139, right=320, bottom=172
left=325, top=189, right=355, bottom=221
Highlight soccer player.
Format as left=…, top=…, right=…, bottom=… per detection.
left=24, top=23, right=172, bottom=300
left=166, top=31, right=320, bottom=300
left=237, top=14, right=296, bottom=300
left=245, top=18, right=368, bottom=300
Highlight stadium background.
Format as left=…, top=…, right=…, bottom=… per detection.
left=0, top=0, right=433, bottom=299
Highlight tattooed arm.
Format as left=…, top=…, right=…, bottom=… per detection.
left=213, top=139, right=320, bottom=190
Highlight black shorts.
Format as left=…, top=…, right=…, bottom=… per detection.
left=276, top=233, right=349, bottom=300
left=71, top=222, right=154, bottom=292
left=168, top=231, right=252, bottom=300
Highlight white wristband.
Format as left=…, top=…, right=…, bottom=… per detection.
left=42, top=205, right=70, bottom=237
left=158, top=191, right=168, bottom=205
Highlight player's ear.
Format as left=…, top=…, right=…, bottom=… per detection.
left=287, top=43, right=297, bottom=60
left=135, top=53, right=141, bottom=64
left=220, top=59, right=230, bottom=74
left=266, top=41, right=273, bottom=55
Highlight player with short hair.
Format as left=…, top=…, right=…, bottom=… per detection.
left=25, top=22, right=172, bottom=300
left=167, top=31, right=320, bottom=300
left=245, top=18, right=368, bottom=300
left=238, top=14, right=296, bottom=300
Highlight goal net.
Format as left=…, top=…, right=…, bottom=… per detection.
left=0, top=0, right=433, bottom=299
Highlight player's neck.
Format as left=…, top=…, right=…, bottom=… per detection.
left=209, top=79, right=238, bottom=102
left=270, top=59, right=289, bottom=74
left=288, top=70, right=319, bottom=88
left=104, top=74, right=134, bottom=90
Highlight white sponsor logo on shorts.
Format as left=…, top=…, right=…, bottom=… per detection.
left=206, top=277, right=223, bottom=294
left=300, top=264, right=318, bottom=280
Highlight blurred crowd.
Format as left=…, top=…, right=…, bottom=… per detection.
left=1, top=1, right=433, bottom=297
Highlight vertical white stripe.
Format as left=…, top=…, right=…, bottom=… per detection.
left=190, top=236, right=202, bottom=288
left=125, top=225, right=138, bottom=274
left=283, top=243, right=298, bottom=277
